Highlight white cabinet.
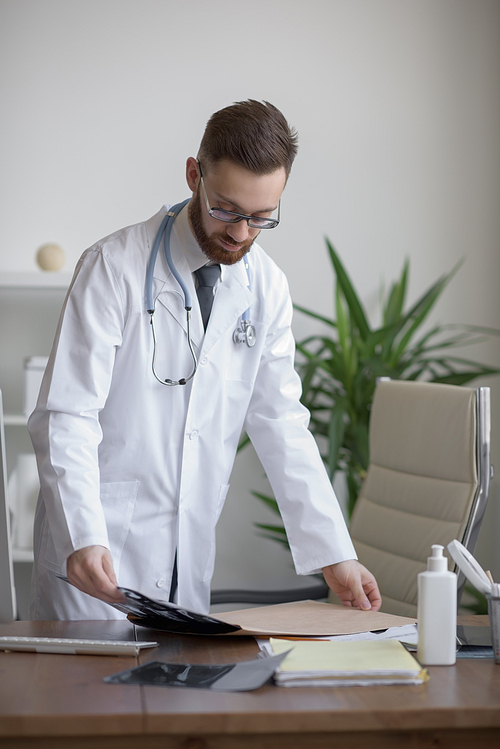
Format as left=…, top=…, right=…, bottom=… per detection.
left=0, top=273, right=71, bottom=566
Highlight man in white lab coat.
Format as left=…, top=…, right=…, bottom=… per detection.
left=29, top=100, right=381, bottom=619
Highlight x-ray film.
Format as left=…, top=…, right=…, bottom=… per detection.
left=55, top=575, right=240, bottom=635
left=104, top=651, right=289, bottom=691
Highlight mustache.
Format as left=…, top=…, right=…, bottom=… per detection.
left=216, top=233, right=242, bottom=247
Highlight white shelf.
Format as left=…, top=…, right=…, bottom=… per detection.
left=0, top=271, right=72, bottom=289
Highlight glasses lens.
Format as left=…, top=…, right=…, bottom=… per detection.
left=208, top=207, right=279, bottom=229
left=248, top=217, right=278, bottom=229
left=210, top=208, right=241, bottom=223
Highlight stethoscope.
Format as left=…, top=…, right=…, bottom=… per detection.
left=146, top=200, right=256, bottom=386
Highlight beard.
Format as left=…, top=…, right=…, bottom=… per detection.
left=187, top=188, right=257, bottom=266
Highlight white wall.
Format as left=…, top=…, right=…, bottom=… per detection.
left=1, top=0, right=499, bottom=594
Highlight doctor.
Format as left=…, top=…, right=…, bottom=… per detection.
left=29, top=100, right=381, bottom=620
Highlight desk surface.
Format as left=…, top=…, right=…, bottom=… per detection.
left=0, top=616, right=499, bottom=749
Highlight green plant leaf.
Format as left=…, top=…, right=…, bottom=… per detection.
left=335, top=282, right=354, bottom=388
left=237, top=433, right=250, bottom=451
left=383, top=259, right=408, bottom=326
left=293, top=303, right=336, bottom=329
left=461, top=584, right=488, bottom=614
left=254, top=523, right=287, bottom=535
left=391, top=262, right=462, bottom=363
left=255, top=533, right=290, bottom=549
left=327, top=397, right=347, bottom=480
left=431, top=368, right=500, bottom=386
left=326, top=239, right=371, bottom=341
left=252, top=491, right=282, bottom=516
left=254, top=523, right=290, bottom=549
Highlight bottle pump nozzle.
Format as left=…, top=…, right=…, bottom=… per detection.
left=427, top=544, right=448, bottom=572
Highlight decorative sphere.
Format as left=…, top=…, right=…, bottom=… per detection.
left=36, top=243, right=65, bottom=272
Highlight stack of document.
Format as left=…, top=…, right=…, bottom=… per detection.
left=268, top=638, right=427, bottom=687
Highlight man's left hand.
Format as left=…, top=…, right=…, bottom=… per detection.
left=322, top=560, right=382, bottom=611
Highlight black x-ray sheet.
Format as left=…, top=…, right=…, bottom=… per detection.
left=112, top=587, right=242, bottom=635
left=54, top=575, right=241, bottom=635
left=104, top=652, right=289, bottom=692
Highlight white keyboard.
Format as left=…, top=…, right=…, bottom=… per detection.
left=0, top=636, right=158, bottom=656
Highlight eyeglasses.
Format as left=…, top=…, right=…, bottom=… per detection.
left=198, top=163, right=280, bottom=229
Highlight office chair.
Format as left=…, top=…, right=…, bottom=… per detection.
left=212, top=380, right=491, bottom=616
left=347, top=379, right=491, bottom=617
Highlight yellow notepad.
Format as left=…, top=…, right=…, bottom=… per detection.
left=270, top=637, right=428, bottom=687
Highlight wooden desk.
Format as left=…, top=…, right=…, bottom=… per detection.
left=1, top=617, right=499, bottom=749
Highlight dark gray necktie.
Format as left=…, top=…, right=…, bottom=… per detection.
left=194, top=264, right=221, bottom=330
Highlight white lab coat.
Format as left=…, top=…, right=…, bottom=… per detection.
left=28, top=205, right=356, bottom=620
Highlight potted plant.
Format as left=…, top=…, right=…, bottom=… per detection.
left=254, top=239, right=499, bottom=547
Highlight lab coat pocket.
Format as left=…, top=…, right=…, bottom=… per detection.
left=202, top=484, right=230, bottom=583
left=99, top=480, right=139, bottom=574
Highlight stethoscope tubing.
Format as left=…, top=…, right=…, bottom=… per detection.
left=146, top=200, right=256, bottom=385
left=147, top=199, right=196, bottom=385
left=146, top=199, right=191, bottom=313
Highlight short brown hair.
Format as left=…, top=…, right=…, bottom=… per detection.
left=198, top=100, right=298, bottom=177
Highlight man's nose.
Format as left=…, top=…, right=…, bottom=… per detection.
left=226, top=220, right=250, bottom=243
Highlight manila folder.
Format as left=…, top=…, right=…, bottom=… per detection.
left=216, top=600, right=416, bottom=638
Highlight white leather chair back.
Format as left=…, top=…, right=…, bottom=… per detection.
left=349, top=380, right=485, bottom=617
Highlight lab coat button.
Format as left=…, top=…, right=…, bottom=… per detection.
left=201, top=356, right=208, bottom=365
left=156, top=578, right=166, bottom=588
left=190, top=430, right=198, bottom=440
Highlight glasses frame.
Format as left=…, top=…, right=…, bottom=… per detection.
left=197, top=162, right=280, bottom=230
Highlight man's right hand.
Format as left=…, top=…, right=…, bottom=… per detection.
left=66, top=545, right=126, bottom=604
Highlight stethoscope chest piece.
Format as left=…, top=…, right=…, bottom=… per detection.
left=233, top=320, right=256, bottom=348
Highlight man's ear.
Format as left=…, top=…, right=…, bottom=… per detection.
left=186, top=157, right=200, bottom=192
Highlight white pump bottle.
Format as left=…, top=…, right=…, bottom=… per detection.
left=417, top=544, right=457, bottom=666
